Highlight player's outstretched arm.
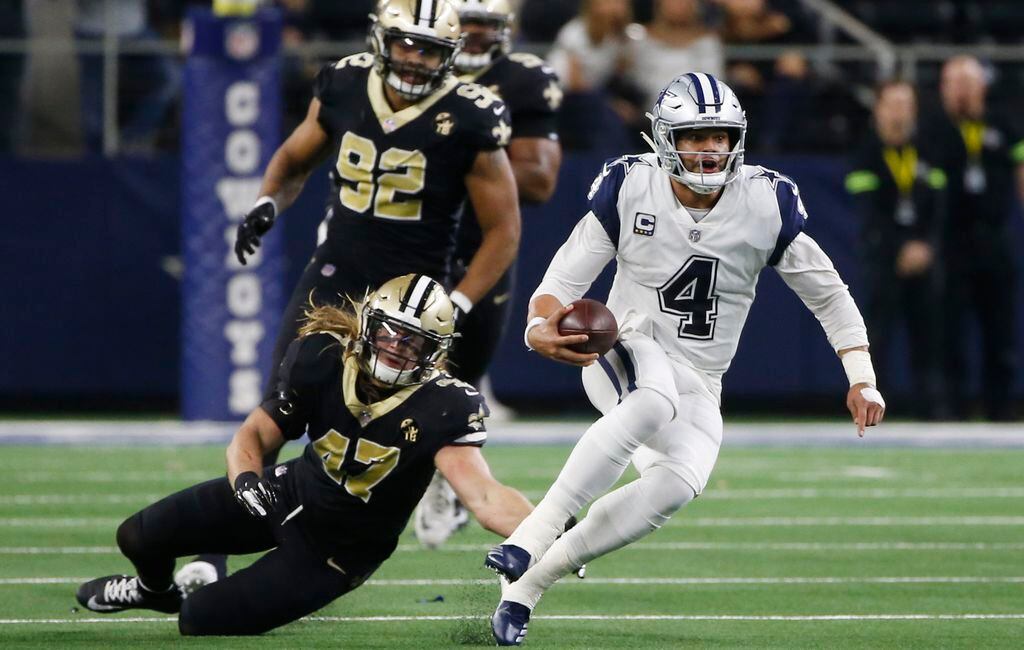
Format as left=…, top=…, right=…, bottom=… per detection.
left=435, top=445, right=532, bottom=537
left=226, top=407, right=286, bottom=488
left=455, top=149, right=522, bottom=307
left=234, top=99, right=331, bottom=265
left=525, top=295, right=599, bottom=367
left=507, top=137, right=562, bottom=203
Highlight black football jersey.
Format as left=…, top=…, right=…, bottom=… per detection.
left=313, top=53, right=511, bottom=286
left=261, top=332, right=489, bottom=557
left=454, top=52, right=562, bottom=259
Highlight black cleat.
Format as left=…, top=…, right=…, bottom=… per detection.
left=484, top=544, right=532, bottom=583
left=491, top=600, right=531, bottom=646
left=76, top=575, right=182, bottom=614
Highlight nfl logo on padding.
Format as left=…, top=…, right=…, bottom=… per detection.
left=689, top=229, right=701, bottom=242
left=633, top=212, right=656, bottom=236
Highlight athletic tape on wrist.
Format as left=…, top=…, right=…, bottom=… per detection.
left=450, top=290, right=473, bottom=315
left=841, top=350, right=876, bottom=387
left=254, top=195, right=278, bottom=217
left=524, top=316, right=546, bottom=351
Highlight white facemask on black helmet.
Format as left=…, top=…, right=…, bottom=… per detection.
left=643, top=72, right=747, bottom=195
left=370, top=0, right=464, bottom=100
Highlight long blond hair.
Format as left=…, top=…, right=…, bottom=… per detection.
left=297, top=292, right=363, bottom=343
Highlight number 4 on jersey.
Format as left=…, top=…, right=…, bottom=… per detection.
left=658, top=256, right=720, bottom=340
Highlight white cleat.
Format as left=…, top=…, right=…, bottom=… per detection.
left=414, top=471, right=466, bottom=549
left=174, top=560, right=219, bottom=597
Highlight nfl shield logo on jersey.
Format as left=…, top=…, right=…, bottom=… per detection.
left=689, top=229, right=701, bottom=243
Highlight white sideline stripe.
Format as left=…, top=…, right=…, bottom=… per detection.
left=6, top=576, right=1024, bottom=586
left=8, top=541, right=1024, bottom=555
left=3, top=613, right=1024, bottom=625
left=6, top=515, right=1024, bottom=528
left=4, top=420, right=1024, bottom=448
left=5, top=487, right=1024, bottom=506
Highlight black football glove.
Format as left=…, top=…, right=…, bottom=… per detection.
left=234, top=199, right=276, bottom=265
left=233, top=471, right=279, bottom=518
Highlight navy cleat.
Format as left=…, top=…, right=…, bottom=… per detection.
left=491, top=600, right=531, bottom=646
left=76, top=574, right=182, bottom=614
left=484, top=544, right=532, bottom=582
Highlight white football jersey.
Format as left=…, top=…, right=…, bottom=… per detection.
left=534, top=152, right=868, bottom=399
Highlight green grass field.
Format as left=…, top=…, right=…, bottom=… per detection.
left=1, top=442, right=1022, bottom=648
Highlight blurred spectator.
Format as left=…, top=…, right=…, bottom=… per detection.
left=713, top=0, right=789, bottom=43
left=75, top=0, right=179, bottom=153
left=0, top=0, right=26, bottom=152
left=548, top=0, right=644, bottom=151
left=746, top=50, right=868, bottom=154
left=626, top=0, right=724, bottom=111
left=845, top=80, right=946, bottom=419
left=924, top=56, right=1024, bottom=421
left=549, top=0, right=637, bottom=93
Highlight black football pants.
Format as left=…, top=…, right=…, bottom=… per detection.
left=115, top=476, right=368, bottom=635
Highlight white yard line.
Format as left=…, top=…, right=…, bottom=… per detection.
left=664, top=516, right=1024, bottom=527
left=5, top=576, right=1023, bottom=586
left=6, top=541, right=1024, bottom=555
left=4, top=487, right=1022, bottom=506
left=2, top=613, right=1023, bottom=625
left=4, top=515, right=1024, bottom=529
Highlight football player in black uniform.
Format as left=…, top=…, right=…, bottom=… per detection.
left=414, top=0, right=563, bottom=549
left=76, top=275, right=534, bottom=636
left=177, top=0, right=522, bottom=584
left=238, top=0, right=519, bottom=399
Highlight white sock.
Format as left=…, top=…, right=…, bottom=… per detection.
left=503, top=389, right=675, bottom=561
left=504, top=464, right=695, bottom=609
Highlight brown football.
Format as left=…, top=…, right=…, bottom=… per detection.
left=558, top=299, right=619, bottom=355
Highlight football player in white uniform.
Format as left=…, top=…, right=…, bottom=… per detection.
left=486, top=72, right=887, bottom=646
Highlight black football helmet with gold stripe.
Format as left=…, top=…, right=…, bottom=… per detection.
left=370, top=0, right=463, bottom=100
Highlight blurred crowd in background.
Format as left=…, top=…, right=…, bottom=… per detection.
left=2, top=0, right=1024, bottom=156
left=1, top=0, right=1022, bottom=421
